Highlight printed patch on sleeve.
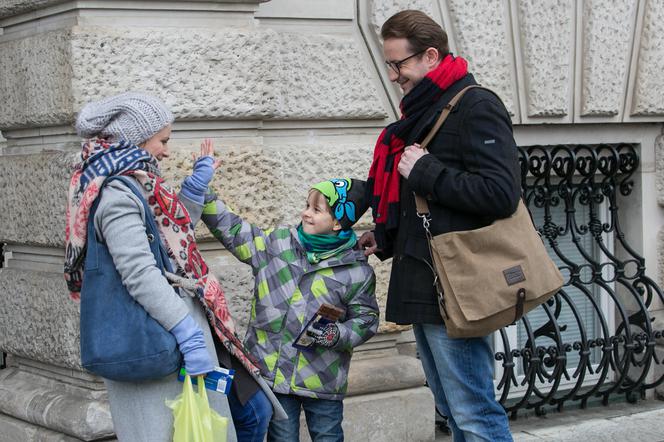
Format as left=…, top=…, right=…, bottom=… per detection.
left=484, top=139, right=496, bottom=144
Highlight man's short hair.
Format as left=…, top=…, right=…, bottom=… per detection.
left=381, top=10, right=449, bottom=60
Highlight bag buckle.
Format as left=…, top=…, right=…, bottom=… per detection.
left=417, top=212, right=433, bottom=241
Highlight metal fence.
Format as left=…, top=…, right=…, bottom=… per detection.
left=495, top=144, right=664, bottom=418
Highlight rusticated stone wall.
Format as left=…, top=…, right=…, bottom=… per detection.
left=2, top=0, right=664, bottom=440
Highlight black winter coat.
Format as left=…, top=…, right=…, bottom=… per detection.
left=382, top=74, right=521, bottom=325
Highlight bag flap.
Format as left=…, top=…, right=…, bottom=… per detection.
left=432, top=201, right=563, bottom=322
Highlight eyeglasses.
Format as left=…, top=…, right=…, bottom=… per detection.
left=384, top=49, right=427, bottom=76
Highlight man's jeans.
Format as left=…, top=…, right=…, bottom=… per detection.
left=267, top=393, right=343, bottom=442
left=413, top=323, right=513, bottom=442
left=228, top=388, right=272, bottom=442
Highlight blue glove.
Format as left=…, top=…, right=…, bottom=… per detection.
left=170, top=314, right=214, bottom=376
left=180, top=156, right=215, bottom=204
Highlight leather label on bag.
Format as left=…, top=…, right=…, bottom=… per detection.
left=503, top=265, right=525, bottom=285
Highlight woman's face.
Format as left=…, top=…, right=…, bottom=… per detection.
left=140, top=125, right=172, bottom=161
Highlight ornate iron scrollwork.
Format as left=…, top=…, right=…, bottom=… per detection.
left=495, top=144, right=664, bottom=418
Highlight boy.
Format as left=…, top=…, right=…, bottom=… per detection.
left=184, top=150, right=378, bottom=441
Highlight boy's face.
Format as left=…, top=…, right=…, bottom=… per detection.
left=301, top=190, right=341, bottom=235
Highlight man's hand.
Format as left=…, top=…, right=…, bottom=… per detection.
left=398, top=143, right=427, bottom=179
left=359, top=231, right=381, bottom=257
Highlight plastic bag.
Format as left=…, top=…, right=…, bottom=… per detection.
left=166, top=374, right=229, bottom=442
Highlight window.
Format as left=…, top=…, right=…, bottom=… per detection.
left=493, top=144, right=661, bottom=416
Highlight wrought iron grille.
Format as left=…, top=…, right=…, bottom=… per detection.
left=495, top=143, right=664, bottom=418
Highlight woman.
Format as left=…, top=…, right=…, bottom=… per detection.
left=64, top=92, right=282, bottom=441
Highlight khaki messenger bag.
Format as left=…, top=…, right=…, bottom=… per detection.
left=414, top=85, right=564, bottom=339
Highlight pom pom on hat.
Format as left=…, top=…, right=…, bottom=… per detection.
left=75, top=92, right=174, bottom=145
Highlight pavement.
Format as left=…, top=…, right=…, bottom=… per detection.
left=434, top=399, right=664, bottom=441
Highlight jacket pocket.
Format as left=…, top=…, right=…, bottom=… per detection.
left=403, top=234, right=432, bottom=261
left=252, top=303, right=286, bottom=333
left=393, top=254, right=438, bottom=306
left=292, top=350, right=350, bottom=397
left=246, top=303, right=286, bottom=378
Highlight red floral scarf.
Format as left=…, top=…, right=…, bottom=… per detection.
left=367, top=54, right=468, bottom=248
left=65, top=140, right=261, bottom=377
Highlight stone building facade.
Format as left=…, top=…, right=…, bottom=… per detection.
left=0, top=0, right=663, bottom=440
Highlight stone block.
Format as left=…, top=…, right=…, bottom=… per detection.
left=0, top=29, right=75, bottom=130
left=0, top=413, right=83, bottom=442
left=0, top=363, right=113, bottom=440
left=632, top=0, right=664, bottom=116
left=0, top=150, right=76, bottom=247
left=447, top=0, right=517, bottom=116
left=368, top=0, right=435, bottom=37
left=347, top=331, right=425, bottom=391
left=0, top=141, right=376, bottom=246
left=300, top=387, right=435, bottom=442
left=0, top=0, right=62, bottom=19
left=0, top=269, right=81, bottom=368
left=656, top=133, right=664, bottom=207
left=347, top=353, right=426, bottom=396
left=161, top=142, right=374, bottom=230
left=1, top=25, right=386, bottom=130
left=517, top=0, right=573, bottom=118
left=580, top=0, right=637, bottom=117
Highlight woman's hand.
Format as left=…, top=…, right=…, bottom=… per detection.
left=194, top=138, right=222, bottom=170
left=180, top=139, right=221, bottom=204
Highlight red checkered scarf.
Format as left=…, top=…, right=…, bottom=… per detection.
left=367, top=54, right=468, bottom=248
left=65, top=140, right=261, bottom=377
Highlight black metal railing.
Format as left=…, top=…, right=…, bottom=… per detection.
left=495, top=144, right=664, bottom=418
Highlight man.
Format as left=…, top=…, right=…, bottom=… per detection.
left=359, top=10, right=519, bottom=441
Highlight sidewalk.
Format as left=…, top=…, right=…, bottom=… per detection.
left=435, top=399, right=664, bottom=441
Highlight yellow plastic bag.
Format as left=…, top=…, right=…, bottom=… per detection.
left=166, top=374, right=229, bottom=442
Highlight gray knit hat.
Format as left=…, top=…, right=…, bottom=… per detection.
left=75, top=92, right=174, bottom=145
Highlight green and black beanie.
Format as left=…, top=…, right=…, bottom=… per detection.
left=310, top=178, right=369, bottom=230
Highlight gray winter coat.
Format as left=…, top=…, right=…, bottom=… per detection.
left=93, top=178, right=237, bottom=442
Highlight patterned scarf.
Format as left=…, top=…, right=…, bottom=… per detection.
left=367, top=54, right=468, bottom=248
left=65, top=139, right=261, bottom=377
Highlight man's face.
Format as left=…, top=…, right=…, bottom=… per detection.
left=383, top=37, right=436, bottom=95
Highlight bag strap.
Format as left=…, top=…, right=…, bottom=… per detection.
left=87, top=175, right=174, bottom=275
left=414, top=85, right=483, bottom=216
left=411, top=85, right=495, bottom=318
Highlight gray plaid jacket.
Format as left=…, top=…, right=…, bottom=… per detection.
left=202, top=199, right=379, bottom=400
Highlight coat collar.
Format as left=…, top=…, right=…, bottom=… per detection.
left=408, top=73, right=478, bottom=145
